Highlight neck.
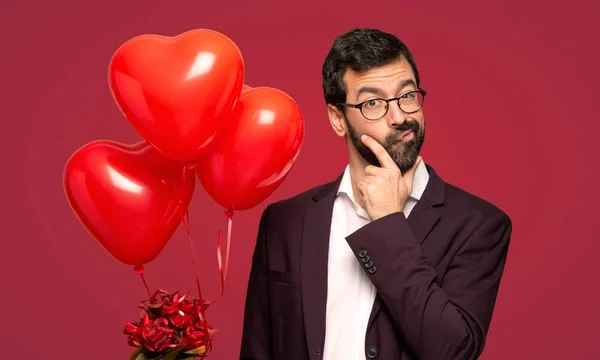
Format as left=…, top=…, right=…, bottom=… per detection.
left=348, top=154, right=370, bottom=208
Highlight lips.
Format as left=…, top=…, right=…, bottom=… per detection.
left=398, top=130, right=413, bottom=140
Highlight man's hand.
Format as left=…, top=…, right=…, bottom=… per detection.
left=357, top=134, right=422, bottom=221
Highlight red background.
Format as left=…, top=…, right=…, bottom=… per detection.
left=2, top=0, right=598, bottom=359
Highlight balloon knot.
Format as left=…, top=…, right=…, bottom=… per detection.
left=184, top=161, right=197, bottom=170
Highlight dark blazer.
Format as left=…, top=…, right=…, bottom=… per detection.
left=240, top=164, right=512, bottom=360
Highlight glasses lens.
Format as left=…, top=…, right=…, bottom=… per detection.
left=361, top=99, right=388, bottom=120
left=399, top=91, right=424, bottom=113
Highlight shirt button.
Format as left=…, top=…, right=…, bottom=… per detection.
left=367, top=346, right=378, bottom=358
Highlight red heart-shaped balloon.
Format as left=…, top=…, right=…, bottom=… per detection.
left=196, top=87, right=304, bottom=211
left=64, top=140, right=196, bottom=266
left=109, top=29, right=245, bottom=162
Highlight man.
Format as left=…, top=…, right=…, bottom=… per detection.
left=239, top=28, right=512, bottom=360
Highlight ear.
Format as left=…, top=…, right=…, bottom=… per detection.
left=327, top=104, right=347, bottom=137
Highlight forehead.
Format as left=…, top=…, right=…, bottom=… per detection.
left=343, top=57, right=416, bottom=98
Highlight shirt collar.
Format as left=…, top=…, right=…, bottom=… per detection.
left=411, top=159, right=429, bottom=200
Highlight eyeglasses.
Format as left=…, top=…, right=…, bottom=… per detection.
left=339, top=89, right=427, bottom=121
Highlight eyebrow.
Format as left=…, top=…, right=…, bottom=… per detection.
left=355, top=79, right=417, bottom=100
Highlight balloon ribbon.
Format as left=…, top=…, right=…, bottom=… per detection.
left=217, top=209, right=234, bottom=297
left=179, top=163, right=212, bottom=351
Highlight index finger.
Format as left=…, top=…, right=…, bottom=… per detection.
left=360, top=135, right=397, bottom=170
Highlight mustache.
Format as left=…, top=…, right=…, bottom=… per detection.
left=386, top=120, right=421, bottom=141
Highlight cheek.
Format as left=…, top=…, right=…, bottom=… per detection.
left=371, top=123, right=395, bottom=142
left=415, top=114, right=425, bottom=127
left=348, top=115, right=393, bottom=144
left=346, top=114, right=371, bottom=135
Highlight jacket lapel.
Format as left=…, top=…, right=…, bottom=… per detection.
left=300, top=176, right=342, bottom=360
left=367, top=164, right=445, bottom=324
left=407, top=164, right=444, bottom=243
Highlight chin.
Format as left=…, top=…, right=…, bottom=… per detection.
left=391, top=149, right=420, bottom=173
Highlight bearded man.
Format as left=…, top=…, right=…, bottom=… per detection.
left=240, top=27, right=512, bottom=360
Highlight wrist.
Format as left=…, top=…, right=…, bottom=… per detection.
left=371, top=208, right=403, bottom=222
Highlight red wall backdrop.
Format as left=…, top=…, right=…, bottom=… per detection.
left=2, top=0, right=598, bottom=358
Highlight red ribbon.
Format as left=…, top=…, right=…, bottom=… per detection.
left=134, top=265, right=151, bottom=298
left=130, top=161, right=238, bottom=356
left=177, top=162, right=213, bottom=351
left=217, top=209, right=234, bottom=297
left=126, top=161, right=219, bottom=356
left=179, top=161, right=234, bottom=301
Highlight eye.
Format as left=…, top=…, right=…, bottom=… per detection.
left=363, top=99, right=383, bottom=109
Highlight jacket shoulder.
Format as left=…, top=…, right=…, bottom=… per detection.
left=443, top=182, right=512, bottom=225
left=266, top=179, right=334, bottom=215
left=256, top=179, right=336, bottom=235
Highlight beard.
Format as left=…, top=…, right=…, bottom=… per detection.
left=346, top=117, right=425, bottom=174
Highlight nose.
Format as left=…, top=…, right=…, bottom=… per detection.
left=385, top=100, right=407, bottom=127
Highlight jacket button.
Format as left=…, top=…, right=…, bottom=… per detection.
left=367, top=346, right=378, bottom=358
left=368, top=266, right=377, bottom=274
left=359, top=250, right=368, bottom=258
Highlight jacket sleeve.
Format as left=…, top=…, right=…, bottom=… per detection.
left=345, top=211, right=512, bottom=360
left=239, top=204, right=273, bottom=360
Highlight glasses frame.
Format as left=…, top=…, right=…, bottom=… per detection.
left=339, top=89, right=427, bottom=121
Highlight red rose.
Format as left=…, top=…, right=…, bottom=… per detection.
left=180, top=325, right=207, bottom=350
left=124, top=313, right=176, bottom=353
left=142, top=317, right=175, bottom=353
left=125, top=289, right=215, bottom=356
left=168, top=311, right=192, bottom=329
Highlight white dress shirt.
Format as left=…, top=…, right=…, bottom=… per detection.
left=323, top=160, right=430, bottom=360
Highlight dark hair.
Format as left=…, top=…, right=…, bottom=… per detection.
left=322, top=28, right=420, bottom=107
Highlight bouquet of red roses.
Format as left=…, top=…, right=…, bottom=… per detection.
left=125, top=289, right=215, bottom=360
